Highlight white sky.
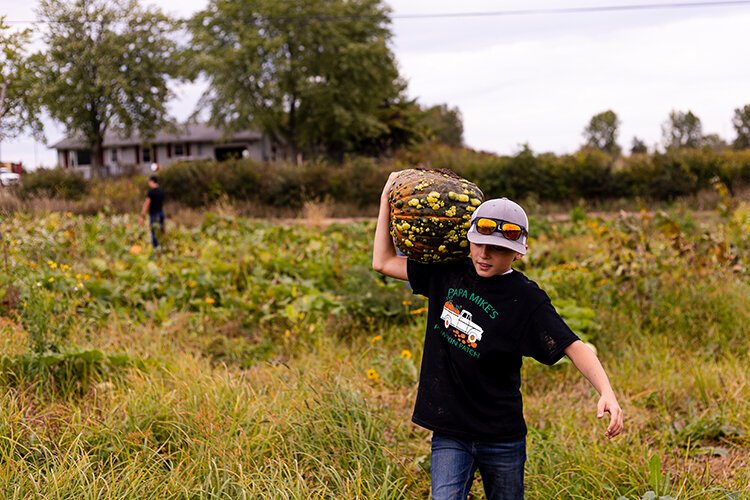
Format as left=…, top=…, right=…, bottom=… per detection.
left=2, top=0, right=750, bottom=168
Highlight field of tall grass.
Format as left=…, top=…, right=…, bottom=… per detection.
left=0, top=194, right=748, bottom=498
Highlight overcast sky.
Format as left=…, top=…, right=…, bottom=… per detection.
left=2, top=0, right=750, bottom=168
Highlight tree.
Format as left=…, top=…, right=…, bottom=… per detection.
left=662, top=110, right=702, bottom=150
left=630, top=137, right=648, bottom=155
left=422, top=104, right=464, bottom=148
left=583, top=110, right=621, bottom=156
left=701, top=133, right=728, bottom=152
left=34, top=0, right=184, bottom=176
left=731, top=104, right=750, bottom=150
left=189, top=0, right=403, bottom=160
left=0, top=17, right=43, bottom=148
left=350, top=88, right=427, bottom=156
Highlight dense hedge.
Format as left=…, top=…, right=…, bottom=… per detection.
left=18, top=168, right=88, bottom=200
left=422, top=146, right=750, bottom=201
left=150, top=147, right=750, bottom=208
left=10, top=148, right=749, bottom=212
left=158, top=156, right=388, bottom=208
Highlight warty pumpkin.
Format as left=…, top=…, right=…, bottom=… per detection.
left=388, top=168, right=484, bottom=264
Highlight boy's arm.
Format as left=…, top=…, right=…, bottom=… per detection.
left=372, top=172, right=408, bottom=281
left=564, top=340, right=623, bottom=438
left=138, top=197, right=151, bottom=224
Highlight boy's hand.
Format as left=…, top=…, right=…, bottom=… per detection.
left=381, top=171, right=403, bottom=200
left=597, top=392, right=623, bottom=438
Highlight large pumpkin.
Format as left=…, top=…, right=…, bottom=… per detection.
left=389, top=168, right=484, bottom=263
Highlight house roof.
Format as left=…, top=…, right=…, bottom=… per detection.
left=50, top=124, right=263, bottom=149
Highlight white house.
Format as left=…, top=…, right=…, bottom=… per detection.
left=50, top=124, right=281, bottom=178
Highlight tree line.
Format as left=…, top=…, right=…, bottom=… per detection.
left=1, top=0, right=749, bottom=178
left=0, top=0, right=463, bottom=175
left=583, top=108, right=750, bottom=156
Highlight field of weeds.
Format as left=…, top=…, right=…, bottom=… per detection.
left=0, top=198, right=749, bottom=498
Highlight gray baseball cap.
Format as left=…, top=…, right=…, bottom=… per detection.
left=466, top=198, right=529, bottom=254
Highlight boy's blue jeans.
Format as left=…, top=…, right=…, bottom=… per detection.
left=149, top=211, right=165, bottom=248
left=430, top=433, right=526, bottom=500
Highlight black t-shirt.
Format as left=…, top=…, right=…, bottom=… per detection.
left=407, top=259, right=579, bottom=442
left=147, top=187, right=164, bottom=214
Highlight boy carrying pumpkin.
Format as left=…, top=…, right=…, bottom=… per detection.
left=372, top=171, right=623, bottom=499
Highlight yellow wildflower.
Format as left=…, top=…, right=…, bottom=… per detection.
left=366, top=368, right=380, bottom=381
left=400, top=349, right=412, bottom=360
left=47, top=260, right=57, bottom=269
left=48, top=277, right=55, bottom=283
left=205, top=297, right=215, bottom=304
left=284, top=329, right=292, bottom=338
left=370, top=335, right=382, bottom=343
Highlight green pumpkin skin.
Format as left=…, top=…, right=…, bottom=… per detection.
left=389, top=169, right=484, bottom=264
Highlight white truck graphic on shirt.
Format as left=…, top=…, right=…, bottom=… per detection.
left=440, top=302, right=484, bottom=343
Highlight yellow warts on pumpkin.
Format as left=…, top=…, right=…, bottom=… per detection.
left=426, top=191, right=443, bottom=210
left=448, top=191, right=470, bottom=203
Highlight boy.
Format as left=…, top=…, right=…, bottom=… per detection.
left=372, top=173, right=623, bottom=499
left=138, top=175, right=165, bottom=248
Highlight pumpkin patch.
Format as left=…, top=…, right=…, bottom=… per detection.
left=388, top=168, right=484, bottom=263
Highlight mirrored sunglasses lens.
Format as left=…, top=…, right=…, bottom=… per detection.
left=500, top=223, right=522, bottom=240
left=476, top=218, right=497, bottom=235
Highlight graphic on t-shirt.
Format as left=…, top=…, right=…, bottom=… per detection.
left=440, top=302, right=484, bottom=344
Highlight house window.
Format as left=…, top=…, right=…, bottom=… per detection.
left=76, top=150, right=91, bottom=166
left=111, top=148, right=118, bottom=162
left=142, top=147, right=151, bottom=163
left=174, top=143, right=185, bottom=156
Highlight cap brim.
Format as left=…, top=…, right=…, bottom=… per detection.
left=466, top=230, right=527, bottom=254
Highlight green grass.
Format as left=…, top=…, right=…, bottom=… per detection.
left=0, top=203, right=748, bottom=498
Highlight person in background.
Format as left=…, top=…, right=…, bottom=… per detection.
left=372, top=172, right=623, bottom=499
left=138, top=175, right=165, bottom=248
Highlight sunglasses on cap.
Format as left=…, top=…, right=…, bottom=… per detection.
left=473, top=217, right=527, bottom=241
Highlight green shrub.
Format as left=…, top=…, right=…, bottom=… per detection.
left=27, top=147, right=750, bottom=210
left=563, top=149, right=616, bottom=199
left=18, top=168, right=88, bottom=200
left=158, top=159, right=220, bottom=207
